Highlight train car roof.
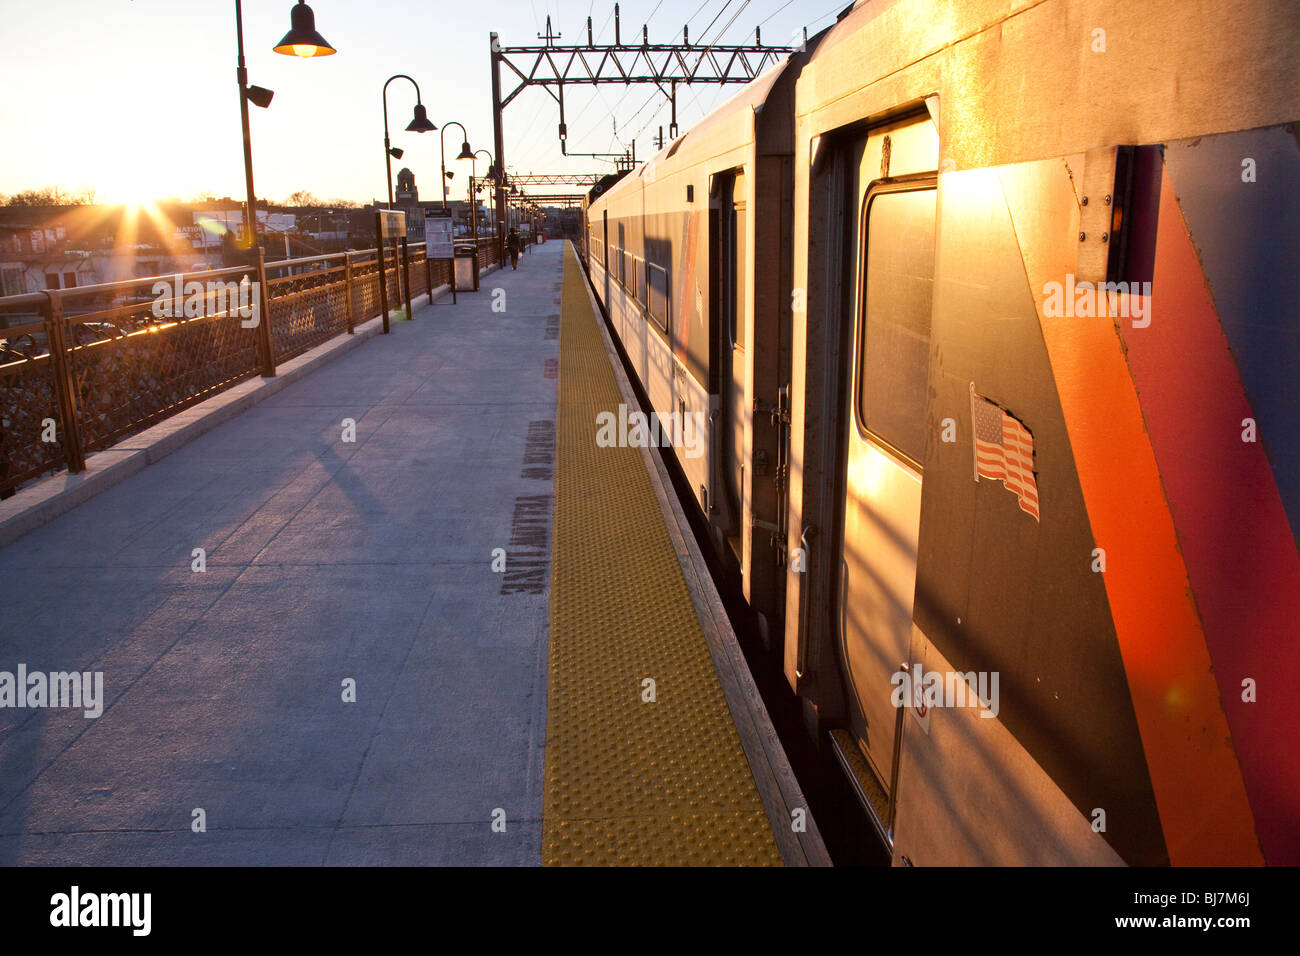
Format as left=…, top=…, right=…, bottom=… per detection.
left=592, top=54, right=797, bottom=208
left=796, top=0, right=1299, bottom=169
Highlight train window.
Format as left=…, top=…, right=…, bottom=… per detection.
left=648, top=263, right=669, bottom=332
left=857, top=184, right=937, bottom=464
left=729, top=175, right=747, bottom=350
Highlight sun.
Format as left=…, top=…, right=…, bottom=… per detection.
left=97, top=157, right=166, bottom=207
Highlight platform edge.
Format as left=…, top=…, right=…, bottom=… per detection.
left=571, top=242, right=832, bottom=867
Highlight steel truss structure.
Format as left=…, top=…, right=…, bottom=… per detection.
left=487, top=7, right=793, bottom=264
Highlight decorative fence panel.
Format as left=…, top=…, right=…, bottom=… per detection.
left=0, top=235, right=510, bottom=496
left=0, top=299, right=66, bottom=495
left=266, top=256, right=351, bottom=364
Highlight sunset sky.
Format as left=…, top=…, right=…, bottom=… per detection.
left=1, top=0, right=848, bottom=205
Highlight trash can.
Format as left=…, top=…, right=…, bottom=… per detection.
left=453, top=243, right=480, bottom=292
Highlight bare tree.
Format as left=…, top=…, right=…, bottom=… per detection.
left=4, top=186, right=97, bottom=207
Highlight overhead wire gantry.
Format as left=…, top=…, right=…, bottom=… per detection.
left=487, top=3, right=793, bottom=262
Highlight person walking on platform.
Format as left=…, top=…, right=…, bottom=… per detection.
left=508, top=229, right=520, bottom=270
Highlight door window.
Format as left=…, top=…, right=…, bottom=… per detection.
left=857, top=185, right=937, bottom=466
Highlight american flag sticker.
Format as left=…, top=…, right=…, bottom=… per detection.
left=970, top=382, right=1040, bottom=521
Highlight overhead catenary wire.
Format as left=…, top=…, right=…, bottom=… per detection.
left=510, top=0, right=629, bottom=169
left=576, top=1, right=728, bottom=148
left=634, top=0, right=753, bottom=143
left=528, top=0, right=794, bottom=168
left=571, top=0, right=686, bottom=150
left=694, top=0, right=736, bottom=46
left=698, top=0, right=751, bottom=52
left=757, top=0, right=798, bottom=28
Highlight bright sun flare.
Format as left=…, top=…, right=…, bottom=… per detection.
left=98, top=157, right=166, bottom=206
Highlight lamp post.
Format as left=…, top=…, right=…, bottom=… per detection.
left=469, top=149, right=494, bottom=243
left=235, top=0, right=335, bottom=377
left=495, top=171, right=511, bottom=267
left=382, top=75, right=436, bottom=207
left=438, top=122, right=475, bottom=212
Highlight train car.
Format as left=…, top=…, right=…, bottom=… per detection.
left=583, top=0, right=1299, bottom=866
left=585, top=62, right=799, bottom=643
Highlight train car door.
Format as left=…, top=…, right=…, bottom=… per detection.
left=836, top=114, right=938, bottom=803
left=709, top=170, right=747, bottom=561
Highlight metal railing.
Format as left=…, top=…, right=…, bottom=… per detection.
left=0, top=237, right=499, bottom=496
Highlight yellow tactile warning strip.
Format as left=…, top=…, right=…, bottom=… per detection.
left=543, top=243, right=782, bottom=866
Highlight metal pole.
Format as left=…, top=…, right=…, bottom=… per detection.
left=235, top=0, right=258, bottom=255
left=256, top=246, right=275, bottom=374
left=401, top=237, right=412, bottom=319
left=344, top=252, right=355, bottom=333
left=384, top=133, right=394, bottom=207
left=490, top=32, right=507, bottom=269
left=393, top=237, right=403, bottom=316
left=234, top=0, right=273, bottom=377
left=473, top=174, right=483, bottom=244
left=376, top=211, right=390, bottom=334
left=424, top=240, right=434, bottom=300
left=42, top=291, right=85, bottom=473
left=440, top=136, right=448, bottom=213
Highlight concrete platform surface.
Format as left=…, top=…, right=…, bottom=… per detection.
left=0, top=243, right=563, bottom=865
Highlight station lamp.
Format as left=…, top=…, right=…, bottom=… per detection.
left=382, top=75, right=435, bottom=206
left=407, top=104, right=437, bottom=133
left=438, top=122, right=475, bottom=211
left=232, top=0, right=335, bottom=377
left=274, top=1, right=337, bottom=57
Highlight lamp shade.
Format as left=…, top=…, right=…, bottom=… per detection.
left=457, top=141, right=475, bottom=160
left=406, top=104, right=437, bottom=133
left=273, top=2, right=336, bottom=57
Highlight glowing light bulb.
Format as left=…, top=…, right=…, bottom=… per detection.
left=293, top=44, right=316, bottom=57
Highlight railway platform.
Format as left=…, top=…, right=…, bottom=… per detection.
left=0, top=239, right=825, bottom=866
